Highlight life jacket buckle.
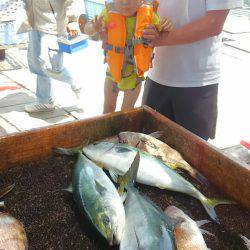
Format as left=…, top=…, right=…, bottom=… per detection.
left=114, top=46, right=125, bottom=54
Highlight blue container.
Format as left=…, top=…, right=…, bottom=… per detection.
left=58, top=35, right=88, bottom=54
left=84, top=0, right=105, bottom=20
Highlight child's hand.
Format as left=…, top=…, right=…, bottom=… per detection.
left=160, top=17, right=173, bottom=32
left=78, top=14, right=87, bottom=33
left=66, top=21, right=79, bottom=38
left=84, top=15, right=104, bottom=36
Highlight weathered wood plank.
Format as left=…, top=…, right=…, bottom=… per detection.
left=0, top=108, right=143, bottom=170
left=0, top=116, right=19, bottom=136
left=0, top=106, right=249, bottom=209
left=142, top=106, right=250, bottom=209
left=1, top=111, right=75, bottom=131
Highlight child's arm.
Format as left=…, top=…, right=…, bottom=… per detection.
left=79, top=8, right=107, bottom=37
left=84, top=15, right=104, bottom=36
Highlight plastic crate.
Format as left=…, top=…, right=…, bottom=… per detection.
left=0, top=21, right=27, bottom=46
left=84, top=0, right=105, bottom=20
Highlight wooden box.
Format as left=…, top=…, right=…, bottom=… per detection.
left=0, top=106, right=249, bottom=209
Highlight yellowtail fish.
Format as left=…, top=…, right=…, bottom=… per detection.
left=119, top=152, right=177, bottom=250
left=69, top=152, right=125, bottom=245
left=117, top=131, right=209, bottom=185
left=81, top=141, right=235, bottom=222
left=165, top=206, right=211, bottom=250
left=0, top=212, right=27, bottom=250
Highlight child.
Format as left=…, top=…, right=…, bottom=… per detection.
left=82, top=0, right=172, bottom=113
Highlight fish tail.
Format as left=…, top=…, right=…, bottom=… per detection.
left=202, top=198, right=236, bottom=222
left=117, top=151, right=140, bottom=195
left=240, top=235, right=250, bottom=250
left=149, top=131, right=164, bottom=139
left=190, top=168, right=210, bottom=186
left=177, top=161, right=210, bottom=186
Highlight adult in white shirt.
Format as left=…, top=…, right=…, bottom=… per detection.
left=142, top=0, right=242, bottom=140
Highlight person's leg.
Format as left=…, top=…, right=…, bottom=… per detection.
left=171, top=84, right=218, bottom=140
left=103, top=77, right=119, bottom=113
left=142, top=77, right=175, bottom=120
left=121, top=83, right=141, bottom=111
left=25, top=31, right=55, bottom=112
left=46, top=35, right=82, bottom=104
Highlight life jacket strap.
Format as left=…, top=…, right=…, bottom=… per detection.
left=132, top=37, right=151, bottom=47
left=104, top=43, right=125, bottom=54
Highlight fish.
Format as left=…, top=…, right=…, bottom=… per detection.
left=0, top=212, right=27, bottom=250
left=82, top=141, right=235, bottom=222
left=165, top=206, right=211, bottom=250
left=0, top=184, right=15, bottom=208
left=119, top=152, right=177, bottom=250
left=240, top=235, right=250, bottom=250
left=70, top=152, right=125, bottom=245
left=117, top=131, right=209, bottom=185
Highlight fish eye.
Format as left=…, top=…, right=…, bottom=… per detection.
left=102, top=215, right=110, bottom=226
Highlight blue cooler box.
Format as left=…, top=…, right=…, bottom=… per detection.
left=58, top=34, right=88, bottom=54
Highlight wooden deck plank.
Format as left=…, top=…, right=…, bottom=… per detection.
left=0, top=89, right=35, bottom=108
left=1, top=111, right=74, bottom=131
left=0, top=116, right=19, bottom=136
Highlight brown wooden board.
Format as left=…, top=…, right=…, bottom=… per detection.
left=0, top=105, right=249, bottom=210
left=142, top=106, right=250, bottom=210
left=0, top=108, right=143, bottom=171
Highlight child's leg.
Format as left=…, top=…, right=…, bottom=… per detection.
left=121, top=83, right=142, bottom=111
left=103, top=77, right=119, bottom=114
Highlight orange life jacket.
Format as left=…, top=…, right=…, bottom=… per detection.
left=105, top=1, right=158, bottom=83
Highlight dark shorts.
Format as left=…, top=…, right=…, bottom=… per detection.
left=142, top=77, right=218, bottom=140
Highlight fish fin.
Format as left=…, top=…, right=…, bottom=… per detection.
left=194, top=171, right=210, bottom=186
left=202, top=198, right=237, bottom=222
left=200, top=228, right=215, bottom=237
left=109, top=170, right=119, bottom=183
left=0, top=201, right=4, bottom=207
left=156, top=184, right=166, bottom=190
left=149, top=131, right=164, bottom=139
left=95, top=180, right=107, bottom=195
left=133, top=226, right=142, bottom=249
left=53, top=140, right=89, bottom=156
left=174, top=161, right=210, bottom=186
left=0, top=183, right=15, bottom=199
left=191, top=169, right=210, bottom=186
left=240, top=235, right=250, bottom=250
left=53, top=146, right=82, bottom=156
left=62, top=183, right=73, bottom=193
left=196, top=219, right=211, bottom=228
left=120, top=192, right=127, bottom=203
left=117, top=151, right=140, bottom=195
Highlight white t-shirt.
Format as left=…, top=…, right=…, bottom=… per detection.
left=148, top=0, right=242, bottom=87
